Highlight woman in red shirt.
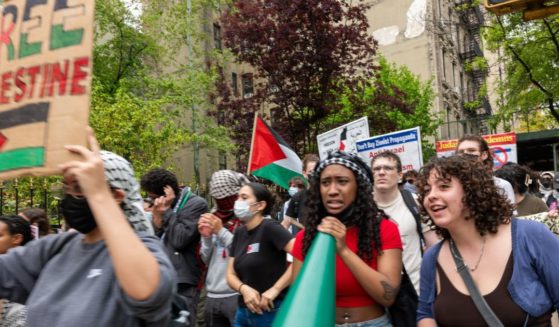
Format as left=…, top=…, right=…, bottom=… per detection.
left=292, top=151, right=403, bottom=326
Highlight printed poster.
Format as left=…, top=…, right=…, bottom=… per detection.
left=435, top=132, right=517, bottom=169
left=356, top=127, right=423, bottom=172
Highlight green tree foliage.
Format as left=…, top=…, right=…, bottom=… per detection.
left=324, top=57, right=440, bottom=159
left=92, top=0, right=232, bottom=177
left=484, top=13, right=559, bottom=129
left=1, top=0, right=234, bottom=217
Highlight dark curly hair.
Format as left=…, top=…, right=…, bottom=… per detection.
left=0, top=215, right=33, bottom=246
left=140, top=168, right=181, bottom=200
left=301, top=151, right=387, bottom=263
left=416, top=155, right=513, bottom=239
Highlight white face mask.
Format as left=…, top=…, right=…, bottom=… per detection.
left=288, top=187, right=299, bottom=197
left=234, top=200, right=257, bottom=221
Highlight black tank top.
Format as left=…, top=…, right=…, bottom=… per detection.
left=434, top=254, right=552, bottom=327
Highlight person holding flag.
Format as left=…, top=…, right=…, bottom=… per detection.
left=291, top=151, right=403, bottom=326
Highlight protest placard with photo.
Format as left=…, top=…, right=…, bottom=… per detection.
left=316, top=117, right=369, bottom=160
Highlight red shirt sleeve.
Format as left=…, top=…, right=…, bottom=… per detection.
left=292, top=230, right=305, bottom=261
left=379, top=218, right=403, bottom=251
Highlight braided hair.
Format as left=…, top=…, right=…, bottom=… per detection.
left=301, top=151, right=388, bottom=263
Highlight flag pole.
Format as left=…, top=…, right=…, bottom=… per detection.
left=247, top=112, right=259, bottom=175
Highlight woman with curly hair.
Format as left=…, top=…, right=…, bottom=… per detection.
left=417, top=155, right=559, bottom=326
left=291, top=151, right=403, bottom=327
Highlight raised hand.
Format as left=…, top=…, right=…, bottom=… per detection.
left=59, top=127, right=107, bottom=198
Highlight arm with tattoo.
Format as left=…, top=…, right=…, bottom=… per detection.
left=338, top=247, right=402, bottom=307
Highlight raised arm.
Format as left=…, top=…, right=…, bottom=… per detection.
left=60, top=129, right=162, bottom=301
left=165, top=197, right=208, bottom=250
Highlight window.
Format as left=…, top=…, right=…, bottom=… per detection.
left=218, top=110, right=225, bottom=125
left=231, top=72, right=238, bottom=95
left=219, top=151, right=227, bottom=170
left=452, top=61, right=456, bottom=87
left=213, top=24, right=221, bottom=50
left=242, top=74, right=254, bottom=98
left=460, top=72, right=464, bottom=96
left=442, top=49, right=447, bottom=80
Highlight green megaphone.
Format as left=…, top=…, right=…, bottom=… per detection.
left=273, top=232, right=336, bottom=327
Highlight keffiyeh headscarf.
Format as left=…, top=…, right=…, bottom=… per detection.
left=100, top=151, right=154, bottom=236
left=313, top=150, right=372, bottom=185
left=209, top=170, right=250, bottom=200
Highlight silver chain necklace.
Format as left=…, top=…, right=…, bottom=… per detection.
left=450, top=237, right=486, bottom=272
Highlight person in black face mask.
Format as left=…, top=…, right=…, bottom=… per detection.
left=539, top=172, right=559, bottom=209
left=290, top=150, right=403, bottom=326
left=0, top=128, right=175, bottom=327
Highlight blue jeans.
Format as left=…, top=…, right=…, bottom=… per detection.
left=233, top=299, right=282, bottom=327
left=335, top=314, right=392, bottom=327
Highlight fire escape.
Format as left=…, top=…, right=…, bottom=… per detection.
left=456, top=2, right=492, bottom=134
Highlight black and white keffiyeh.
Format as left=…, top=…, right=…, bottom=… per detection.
left=313, top=151, right=372, bottom=185
left=209, top=170, right=250, bottom=199
left=100, top=151, right=154, bottom=236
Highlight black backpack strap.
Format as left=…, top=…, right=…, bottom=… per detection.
left=400, top=189, right=425, bottom=254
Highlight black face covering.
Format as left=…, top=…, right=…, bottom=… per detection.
left=61, top=195, right=97, bottom=234
left=541, top=179, right=553, bottom=189
left=320, top=204, right=355, bottom=225
left=334, top=205, right=355, bottom=224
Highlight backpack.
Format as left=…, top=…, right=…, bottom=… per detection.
left=389, top=190, right=423, bottom=327
left=400, top=189, right=425, bottom=254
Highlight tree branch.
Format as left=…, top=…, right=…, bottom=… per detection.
left=498, top=18, right=559, bottom=122
left=543, top=19, right=559, bottom=60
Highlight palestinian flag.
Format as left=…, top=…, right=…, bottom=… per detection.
left=248, top=114, right=303, bottom=190
left=0, top=103, right=50, bottom=173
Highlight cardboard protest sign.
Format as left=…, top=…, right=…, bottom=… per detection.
left=435, top=132, right=517, bottom=169
left=0, top=0, right=93, bottom=180
left=316, top=117, right=369, bottom=160
left=356, top=127, right=423, bottom=172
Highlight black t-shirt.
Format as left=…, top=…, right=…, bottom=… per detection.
left=285, top=189, right=308, bottom=225
left=230, top=219, right=293, bottom=306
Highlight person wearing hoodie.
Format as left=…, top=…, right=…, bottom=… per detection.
left=198, top=170, right=249, bottom=327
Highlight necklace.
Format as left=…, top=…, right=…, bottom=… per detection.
left=450, top=237, right=486, bottom=272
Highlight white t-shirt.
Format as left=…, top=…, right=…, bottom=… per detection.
left=377, top=192, right=423, bottom=293
left=494, top=176, right=517, bottom=216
